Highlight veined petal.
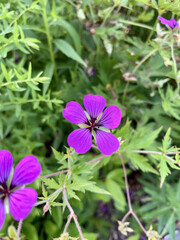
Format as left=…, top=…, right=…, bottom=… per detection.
left=9, top=188, right=37, bottom=221
left=11, top=155, right=41, bottom=188
left=170, top=18, right=179, bottom=28
left=158, top=16, right=179, bottom=29
left=84, top=94, right=105, bottom=119
left=158, top=16, right=171, bottom=27
left=98, top=105, right=121, bottom=129
left=0, top=198, right=5, bottom=230
left=67, top=128, right=92, bottom=154
left=63, top=101, right=88, bottom=124
left=95, top=130, right=120, bottom=155
left=0, top=150, right=13, bottom=185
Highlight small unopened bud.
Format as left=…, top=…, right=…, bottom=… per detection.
left=43, top=201, right=50, bottom=215
left=106, top=84, right=111, bottom=90
left=90, top=28, right=96, bottom=34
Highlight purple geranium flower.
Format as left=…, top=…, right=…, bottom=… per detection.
left=63, top=94, right=121, bottom=155
left=0, top=150, right=41, bottom=229
left=158, top=16, right=179, bottom=29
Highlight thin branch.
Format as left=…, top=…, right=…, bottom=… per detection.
left=132, top=212, right=147, bottom=235
left=86, top=155, right=105, bottom=165
left=35, top=188, right=62, bottom=207
left=122, top=210, right=131, bottom=223
left=63, top=214, right=73, bottom=233
left=120, top=155, right=132, bottom=210
left=43, top=170, right=69, bottom=178
left=119, top=154, right=147, bottom=236
left=128, top=150, right=180, bottom=155
left=17, top=220, right=23, bottom=237
left=63, top=187, right=85, bottom=240
left=127, top=150, right=180, bottom=162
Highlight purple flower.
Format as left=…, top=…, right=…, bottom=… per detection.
left=91, top=69, right=95, bottom=77
left=158, top=16, right=179, bottom=29
left=0, top=150, right=41, bottom=229
left=63, top=94, right=121, bottom=155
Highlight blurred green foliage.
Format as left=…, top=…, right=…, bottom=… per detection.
left=0, top=0, right=180, bottom=239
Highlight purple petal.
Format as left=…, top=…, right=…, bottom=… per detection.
left=63, top=101, right=88, bottom=124
left=98, top=105, right=121, bottom=129
left=158, top=16, right=179, bottom=29
left=0, top=150, right=13, bottom=185
left=67, top=128, right=92, bottom=154
left=95, top=130, right=120, bottom=155
left=11, top=155, right=41, bottom=188
left=0, top=198, right=5, bottom=230
left=84, top=94, right=105, bottom=119
left=170, top=18, right=179, bottom=28
left=158, top=16, right=172, bottom=27
left=9, top=188, right=37, bottom=221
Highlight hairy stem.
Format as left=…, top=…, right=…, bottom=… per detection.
left=86, top=155, right=105, bottom=165
left=43, top=170, right=69, bottom=178
left=63, top=214, right=73, bottom=233
left=126, top=149, right=180, bottom=162
left=63, top=187, right=85, bottom=239
left=120, top=154, right=147, bottom=235
left=120, top=155, right=132, bottom=210
left=17, top=220, right=23, bottom=238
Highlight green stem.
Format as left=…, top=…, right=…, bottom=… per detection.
left=41, top=1, right=58, bottom=81
left=132, top=48, right=158, bottom=74
left=145, top=17, right=158, bottom=45
left=101, top=4, right=116, bottom=27
left=171, top=43, right=177, bottom=79
left=118, top=19, right=154, bottom=31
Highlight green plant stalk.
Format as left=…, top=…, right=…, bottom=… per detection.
left=171, top=43, right=177, bottom=79
left=118, top=19, right=154, bottom=31
left=132, top=48, right=158, bottom=74
left=145, top=17, right=158, bottom=45
left=42, top=2, right=58, bottom=82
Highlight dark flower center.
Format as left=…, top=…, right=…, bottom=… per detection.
left=0, top=185, right=10, bottom=199
left=87, top=117, right=101, bottom=131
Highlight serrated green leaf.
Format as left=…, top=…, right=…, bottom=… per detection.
left=39, top=177, right=60, bottom=189
left=127, top=153, right=158, bottom=174
left=162, top=127, right=172, bottom=152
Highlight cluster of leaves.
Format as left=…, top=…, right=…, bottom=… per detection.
left=0, top=0, right=180, bottom=240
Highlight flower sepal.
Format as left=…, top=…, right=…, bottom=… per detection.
left=78, top=124, right=90, bottom=129
left=2, top=226, right=20, bottom=240
left=118, top=221, right=134, bottom=236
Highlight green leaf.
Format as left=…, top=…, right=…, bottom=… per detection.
left=158, top=156, right=171, bottom=188
left=162, top=127, right=172, bottom=152
left=51, top=147, right=64, bottom=162
left=54, top=39, right=86, bottom=67
left=43, top=62, right=54, bottom=95
left=39, top=176, right=60, bottom=189
left=159, top=0, right=180, bottom=14
left=51, top=20, right=81, bottom=54
left=135, top=0, right=158, bottom=9
left=127, top=153, right=158, bottom=174
left=84, top=184, right=111, bottom=195
left=106, top=179, right=126, bottom=210
left=22, top=223, right=39, bottom=240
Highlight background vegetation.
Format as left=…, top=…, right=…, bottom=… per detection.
left=0, top=0, right=180, bottom=239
